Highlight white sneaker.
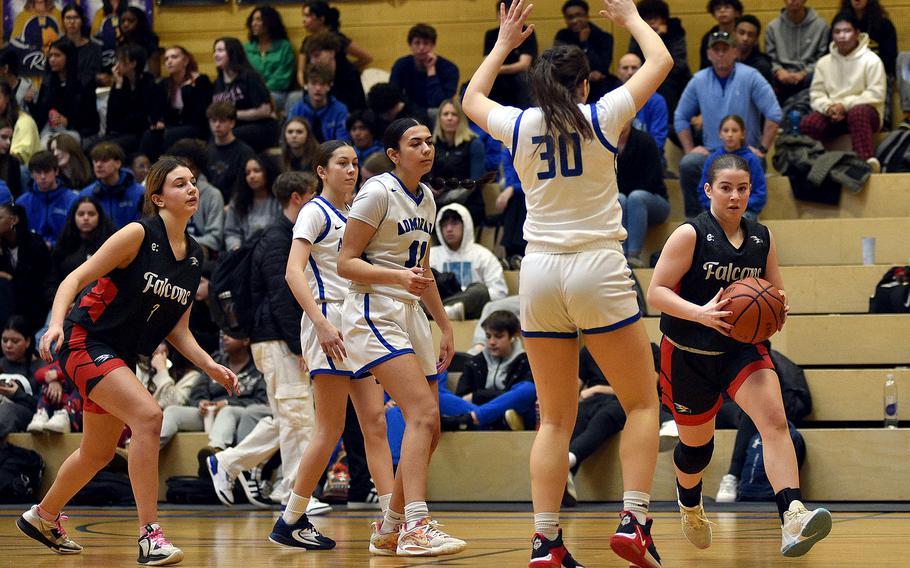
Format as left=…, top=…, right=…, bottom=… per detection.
left=44, top=410, right=71, bottom=434
left=306, top=496, right=332, bottom=516
left=658, top=420, right=679, bottom=452
left=27, top=409, right=49, bottom=433
left=16, top=505, right=82, bottom=554
left=206, top=454, right=235, bottom=506
left=866, top=156, right=881, bottom=174
left=715, top=474, right=739, bottom=503
left=679, top=498, right=714, bottom=549
left=396, top=516, right=466, bottom=556
left=137, top=523, right=183, bottom=566
left=780, top=500, right=832, bottom=557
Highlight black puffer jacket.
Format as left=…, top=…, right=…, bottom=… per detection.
left=249, top=214, right=302, bottom=354
left=456, top=350, right=533, bottom=405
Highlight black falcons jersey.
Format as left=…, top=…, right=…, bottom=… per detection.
left=660, top=211, right=770, bottom=352
left=67, top=215, right=203, bottom=358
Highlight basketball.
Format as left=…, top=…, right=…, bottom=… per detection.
left=721, top=277, right=787, bottom=344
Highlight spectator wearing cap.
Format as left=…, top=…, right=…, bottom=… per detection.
left=674, top=29, right=781, bottom=218
left=390, top=23, right=459, bottom=115
left=698, top=0, right=743, bottom=70
left=735, top=15, right=773, bottom=85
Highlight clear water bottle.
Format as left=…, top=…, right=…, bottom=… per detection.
left=884, top=373, right=898, bottom=429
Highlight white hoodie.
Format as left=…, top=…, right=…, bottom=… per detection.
left=431, top=203, right=508, bottom=301
left=809, top=33, right=886, bottom=124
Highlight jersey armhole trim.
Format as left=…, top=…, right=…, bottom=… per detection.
left=589, top=103, right=618, bottom=154
left=510, top=110, right=525, bottom=158
left=312, top=202, right=332, bottom=244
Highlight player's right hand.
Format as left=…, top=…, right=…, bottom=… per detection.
left=316, top=320, right=347, bottom=361
left=400, top=267, right=434, bottom=296
left=39, top=324, right=64, bottom=362
left=496, top=0, right=535, bottom=51
left=599, top=0, right=638, bottom=26
left=696, top=288, right=734, bottom=335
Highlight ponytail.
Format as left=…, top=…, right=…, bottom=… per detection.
left=529, top=45, right=594, bottom=145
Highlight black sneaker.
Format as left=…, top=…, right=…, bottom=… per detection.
left=268, top=515, right=336, bottom=550
left=609, top=511, right=661, bottom=568
left=239, top=468, right=274, bottom=508
left=529, top=529, right=584, bottom=567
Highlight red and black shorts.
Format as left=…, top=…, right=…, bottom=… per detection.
left=659, top=336, right=774, bottom=426
left=57, top=323, right=132, bottom=415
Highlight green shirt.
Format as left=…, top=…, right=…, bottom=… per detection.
left=244, top=38, right=296, bottom=92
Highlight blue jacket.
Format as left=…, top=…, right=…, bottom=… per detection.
left=354, top=142, right=383, bottom=164
left=79, top=168, right=144, bottom=229
left=390, top=54, right=459, bottom=111
left=635, top=92, right=668, bottom=152
left=674, top=63, right=782, bottom=151
left=15, top=181, right=77, bottom=247
left=470, top=121, right=503, bottom=173
left=697, top=146, right=767, bottom=213
left=288, top=94, right=349, bottom=143
left=0, top=180, right=11, bottom=205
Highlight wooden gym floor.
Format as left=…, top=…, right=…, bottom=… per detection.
left=1, top=505, right=905, bottom=566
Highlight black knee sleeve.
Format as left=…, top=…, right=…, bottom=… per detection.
left=674, top=437, right=715, bottom=474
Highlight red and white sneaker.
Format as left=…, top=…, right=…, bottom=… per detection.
left=528, top=529, right=585, bottom=567
left=609, top=511, right=661, bottom=568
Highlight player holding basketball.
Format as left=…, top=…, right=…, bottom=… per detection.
left=647, top=153, right=831, bottom=557
left=464, top=1, right=672, bottom=566
left=17, top=157, right=238, bottom=566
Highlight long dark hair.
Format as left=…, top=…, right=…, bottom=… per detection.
left=53, top=196, right=115, bottom=260
left=246, top=5, right=289, bottom=43
left=383, top=117, right=422, bottom=151
left=47, top=37, right=80, bottom=88
left=529, top=45, right=594, bottom=146
left=304, top=1, right=341, bottom=32
left=61, top=4, right=90, bottom=39
left=0, top=203, right=29, bottom=246
left=214, top=37, right=256, bottom=78
left=49, top=133, right=92, bottom=188
left=120, top=6, right=153, bottom=44
left=839, top=0, right=888, bottom=23
left=314, top=140, right=353, bottom=193
left=232, top=153, right=280, bottom=217
left=0, top=82, right=20, bottom=126
left=280, top=117, right=319, bottom=172
left=1, top=315, right=35, bottom=367
left=143, top=155, right=190, bottom=217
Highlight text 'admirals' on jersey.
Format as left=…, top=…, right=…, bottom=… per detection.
left=142, top=272, right=193, bottom=305
left=703, top=262, right=762, bottom=283
left=397, top=217, right=433, bottom=236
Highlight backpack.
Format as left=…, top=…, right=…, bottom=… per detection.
left=165, top=475, right=221, bottom=504
left=875, top=130, right=910, bottom=173
left=739, top=422, right=806, bottom=501
left=869, top=266, right=910, bottom=313
left=71, top=470, right=134, bottom=506
left=208, top=232, right=266, bottom=339
left=0, top=443, right=44, bottom=503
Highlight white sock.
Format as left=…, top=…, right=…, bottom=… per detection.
left=568, top=452, right=577, bottom=469
left=378, top=493, right=392, bottom=515
left=282, top=491, right=309, bottom=524
left=404, top=501, right=429, bottom=527
left=534, top=512, right=559, bottom=540
left=381, top=509, right=404, bottom=534
left=624, top=490, right=650, bottom=524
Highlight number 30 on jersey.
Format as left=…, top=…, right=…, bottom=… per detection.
left=532, top=133, right=583, bottom=180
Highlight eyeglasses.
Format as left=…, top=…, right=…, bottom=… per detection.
left=428, top=171, right=496, bottom=192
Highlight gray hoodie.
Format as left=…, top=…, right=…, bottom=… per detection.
left=765, top=7, right=830, bottom=75
left=188, top=174, right=225, bottom=253
left=483, top=340, right=525, bottom=391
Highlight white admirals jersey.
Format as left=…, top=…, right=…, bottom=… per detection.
left=347, top=172, right=436, bottom=302
left=293, top=195, right=349, bottom=302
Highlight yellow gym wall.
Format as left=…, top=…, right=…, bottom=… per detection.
left=154, top=0, right=910, bottom=84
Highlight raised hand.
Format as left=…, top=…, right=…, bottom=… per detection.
left=496, top=0, right=535, bottom=51
left=599, top=0, right=639, bottom=26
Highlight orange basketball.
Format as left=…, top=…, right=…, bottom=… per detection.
left=720, top=277, right=786, bottom=344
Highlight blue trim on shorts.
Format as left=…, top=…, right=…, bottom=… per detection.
left=354, top=348, right=416, bottom=378
left=426, top=374, right=439, bottom=382
left=521, top=330, right=579, bottom=339
left=510, top=111, right=525, bottom=157
left=309, top=368, right=354, bottom=377
left=590, top=103, right=618, bottom=154
left=581, top=311, right=642, bottom=335
left=364, top=294, right=397, bottom=352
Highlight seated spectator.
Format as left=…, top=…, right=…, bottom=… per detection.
left=483, top=0, right=536, bottom=109
left=554, top=0, right=616, bottom=102
left=160, top=332, right=270, bottom=450
left=244, top=5, right=296, bottom=111
left=346, top=109, right=382, bottom=166
left=616, top=52, right=668, bottom=168
left=205, top=101, right=256, bottom=202
left=212, top=37, right=279, bottom=153
left=468, top=295, right=520, bottom=355
left=48, top=133, right=91, bottom=189
left=144, top=46, right=213, bottom=161
left=0, top=118, right=22, bottom=199
left=0, top=316, right=40, bottom=439
left=135, top=343, right=201, bottom=409
left=90, top=0, right=125, bottom=81
left=280, top=117, right=319, bottom=172
left=615, top=121, right=669, bottom=267
left=118, top=6, right=160, bottom=77
left=45, top=195, right=115, bottom=300
left=431, top=204, right=507, bottom=321
left=698, top=0, right=743, bottom=69
left=130, top=152, right=150, bottom=184
left=0, top=204, right=51, bottom=331
left=842, top=0, right=896, bottom=127
left=26, top=358, right=82, bottom=433
left=0, top=82, right=40, bottom=167
left=105, top=42, right=159, bottom=154
left=498, top=146, right=526, bottom=268
left=800, top=12, right=885, bottom=170
left=675, top=31, right=780, bottom=217
left=441, top=311, right=536, bottom=431
left=765, top=0, right=829, bottom=104
left=359, top=151, right=393, bottom=182
left=30, top=37, right=99, bottom=145
left=735, top=15, right=773, bottom=85
left=390, top=23, right=459, bottom=116
left=79, top=142, right=144, bottom=228
left=631, top=0, right=691, bottom=118
left=429, top=98, right=486, bottom=228
left=0, top=47, right=36, bottom=108
left=366, top=82, right=429, bottom=137
left=299, top=30, right=366, bottom=113
left=224, top=153, right=282, bottom=251
left=61, top=4, right=102, bottom=88
left=0, top=181, right=11, bottom=205
left=166, top=138, right=225, bottom=256
left=301, top=1, right=372, bottom=70
left=288, top=63, right=349, bottom=143
left=16, top=150, right=76, bottom=248
left=697, top=115, right=766, bottom=218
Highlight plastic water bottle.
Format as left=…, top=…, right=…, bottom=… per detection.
left=884, top=373, right=898, bottom=429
